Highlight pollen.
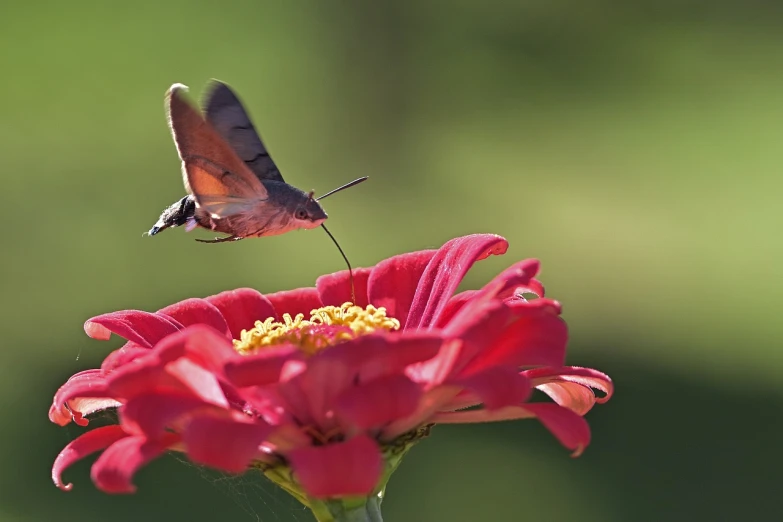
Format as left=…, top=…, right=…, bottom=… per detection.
left=233, top=302, right=401, bottom=355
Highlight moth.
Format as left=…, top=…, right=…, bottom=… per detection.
left=147, top=81, right=366, bottom=297
left=149, top=80, right=365, bottom=243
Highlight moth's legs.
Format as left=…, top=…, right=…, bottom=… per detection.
left=195, top=235, right=244, bottom=244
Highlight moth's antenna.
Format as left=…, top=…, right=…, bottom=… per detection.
left=321, top=224, right=356, bottom=304
left=316, top=177, right=368, bottom=201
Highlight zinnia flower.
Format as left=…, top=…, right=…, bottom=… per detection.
left=50, top=234, right=612, bottom=521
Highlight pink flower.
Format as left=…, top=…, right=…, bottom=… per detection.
left=50, top=234, right=612, bottom=503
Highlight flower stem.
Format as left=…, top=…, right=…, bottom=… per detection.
left=310, top=494, right=384, bottom=522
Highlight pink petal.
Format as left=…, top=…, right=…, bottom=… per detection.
left=367, top=250, right=437, bottom=328
left=468, top=258, right=542, bottom=306
left=336, top=374, right=423, bottom=431
left=157, top=298, right=230, bottom=337
left=464, top=299, right=569, bottom=373
left=53, top=425, right=128, bottom=491
left=224, top=345, right=301, bottom=387
left=84, top=310, right=182, bottom=348
left=382, top=386, right=462, bottom=439
left=287, top=435, right=383, bottom=498
left=91, top=433, right=180, bottom=493
left=155, top=324, right=239, bottom=373
left=448, top=366, right=531, bottom=410
left=120, top=392, right=214, bottom=436
left=526, top=367, right=613, bottom=415
left=316, top=267, right=372, bottom=307
left=266, top=288, right=323, bottom=319
left=434, top=290, right=478, bottom=328
left=432, top=402, right=590, bottom=456
left=182, top=415, right=271, bottom=473
left=406, top=234, right=509, bottom=330
left=206, top=288, right=277, bottom=339
left=322, top=333, right=444, bottom=383
left=49, top=369, right=111, bottom=426
left=100, top=342, right=151, bottom=372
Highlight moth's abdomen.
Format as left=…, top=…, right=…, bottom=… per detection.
left=148, top=195, right=196, bottom=235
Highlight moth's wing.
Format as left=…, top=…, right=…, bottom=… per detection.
left=166, top=83, right=268, bottom=201
left=202, top=80, right=285, bottom=183
left=183, top=156, right=266, bottom=219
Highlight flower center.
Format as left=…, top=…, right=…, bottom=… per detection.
left=233, top=302, right=400, bottom=355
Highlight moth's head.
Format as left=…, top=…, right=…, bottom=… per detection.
left=292, top=191, right=328, bottom=229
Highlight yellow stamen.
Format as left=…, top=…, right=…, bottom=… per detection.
left=233, top=302, right=400, bottom=355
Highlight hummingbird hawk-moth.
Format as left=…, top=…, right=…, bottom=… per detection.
left=147, top=81, right=366, bottom=298
left=149, top=81, right=366, bottom=243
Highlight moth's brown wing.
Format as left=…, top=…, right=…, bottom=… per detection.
left=202, top=80, right=285, bottom=183
left=183, top=156, right=267, bottom=219
left=166, top=83, right=268, bottom=201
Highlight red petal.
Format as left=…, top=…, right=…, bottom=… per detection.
left=224, top=345, right=301, bottom=387
left=158, top=298, right=230, bottom=337
left=435, top=290, right=477, bottom=328
left=84, top=310, right=182, bottom=348
left=323, top=333, right=444, bottom=383
left=406, top=234, right=509, bottom=330
left=183, top=415, right=270, bottom=473
left=336, top=374, right=422, bottom=431
left=101, top=342, right=151, bottom=372
left=469, top=258, right=542, bottom=305
left=91, top=432, right=180, bottom=493
left=432, top=402, right=591, bottom=456
left=49, top=370, right=111, bottom=426
left=52, top=425, right=128, bottom=491
left=316, top=267, right=372, bottom=308
left=157, top=324, right=239, bottom=373
left=465, top=300, right=569, bottom=373
left=448, top=366, right=531, bottom=410
left=120, top=393, right=212, bottom=436
left=367, top=250, right=437, bottom=329
left=526, top=367, right=613, bottom=415
left=266, top=288, right=323, bottom=319
left=206, top=288, right=277, bottom=339
left=287, top=435, right=383, bottom=498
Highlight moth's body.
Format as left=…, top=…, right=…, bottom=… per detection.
left=148, top=81, right=327, bottom=242
left=150, top=181, right=326, bottom=239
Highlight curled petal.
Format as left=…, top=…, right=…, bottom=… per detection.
left=316, top=267, right=372, bottom=308
left=526, top=367, right=613, bottom=415
left=91, top=433, right=180, bottom=493
left=266, top=288, right=323, bottom=319
left=287, top=435, right=383, bottom=498
left=183, top=415, right=271, bottom=473
left=84, top=310, right=182, bottom=347
left=336, top=374, right=423, bottom=431
left=432, top=402, right=590, bottom=456
left=367, top=249, right=437, bottom=329
left=53, top=425, right=128, bottom=491
left=206, top=288, right=277, bottom=339
left=157, top=298, right=230, bottom=337
left=406, top=234, right=509, bottom=330
left=50, top=369, right=111, bottom=426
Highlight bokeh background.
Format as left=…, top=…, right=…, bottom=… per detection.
left=1, top=1, right=781, bottom=521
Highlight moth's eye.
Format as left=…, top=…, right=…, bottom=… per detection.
left=295, top=208, right=308, bottom=220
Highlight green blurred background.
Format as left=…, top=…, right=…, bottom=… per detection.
left=1, top=1, right=780, bottom=520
